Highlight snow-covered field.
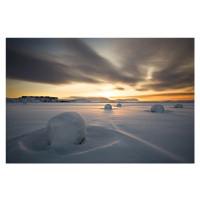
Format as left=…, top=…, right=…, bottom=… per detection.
left=6, top=102, right=194, bottom=163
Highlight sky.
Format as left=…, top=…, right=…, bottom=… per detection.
left=6, top=38, right=194, bottom=101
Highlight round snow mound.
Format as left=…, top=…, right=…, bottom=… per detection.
left=45, top=112, right=87, bottom=145
left=116, top=103, right=122, bottom=107
left=104, top=104, right=112, bottom=110
left=174, top=104, right=183, bottom=108
left=151, top=104, right=164, bottom=113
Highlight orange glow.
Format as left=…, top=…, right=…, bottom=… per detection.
left=101, top=91, right=114, bottom=99
left=111, top=93, right=194, bottom=101
left=6, top=79, right=194, bottom=101
left=136, top=95, right=194, bottom=101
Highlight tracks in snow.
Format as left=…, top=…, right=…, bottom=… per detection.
left=111, top=121, right=185, bottom=162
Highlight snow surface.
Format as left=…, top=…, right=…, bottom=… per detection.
left=6, top=102, right=194, bottom=163
left=151, top=104, right=164, bottom=113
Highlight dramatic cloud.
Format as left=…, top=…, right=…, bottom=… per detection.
left=6, top=47, right=101, bottom=84
left=6, top=38, right=141, bottom=85
left=6, top=38, right=194, bottom=92
left=114, top=38, right=194, bottom=91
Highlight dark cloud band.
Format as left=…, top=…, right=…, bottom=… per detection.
left=6, top=38, right=194, bottom=92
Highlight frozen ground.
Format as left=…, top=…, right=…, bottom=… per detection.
left=6, top=103, right=194, bottom=163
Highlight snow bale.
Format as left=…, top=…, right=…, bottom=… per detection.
left=151, top=104, right=164, bottom=113
left=116, top=103, right=122, bottom=107
left=104, top=104, right=112, bottom=110
left=174, top=104, right=183, bottom=108
left=45, top=112, right=87, bottom=145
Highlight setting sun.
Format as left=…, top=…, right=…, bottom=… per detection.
left=102, top=91, right=113, bottom=99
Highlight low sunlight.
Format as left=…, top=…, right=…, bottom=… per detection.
left=102, top=91, right=113, bottom=99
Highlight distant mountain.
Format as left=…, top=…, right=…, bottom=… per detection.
left=6, top=96, right=194, bottom=103
left=59, top=97, right=140, bottom=103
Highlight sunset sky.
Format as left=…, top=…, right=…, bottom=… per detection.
left=6, top=38, right=194, bottom=101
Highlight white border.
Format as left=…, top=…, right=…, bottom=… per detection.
left=1, top=1, right=199, bottom=200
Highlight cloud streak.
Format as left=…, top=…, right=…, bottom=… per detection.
left=6, top=46, right=100, bottom=85
left=114, top=87, right=125, bottom=90
left=114, top=38, right=194, bottom=91
left=6, top=38, right=194, bottom=92
left=6, top=38, right=141, bottom=86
